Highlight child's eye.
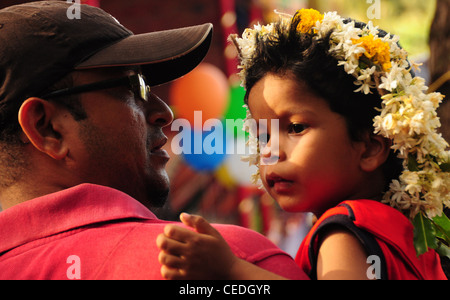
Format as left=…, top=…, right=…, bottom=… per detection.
left=288, top=123, right=308, bottom=135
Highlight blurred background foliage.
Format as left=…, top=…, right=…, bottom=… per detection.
left=261, top=0, right=437, bottom=57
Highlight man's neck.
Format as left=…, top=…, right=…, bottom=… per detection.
left=0, top=181, right=68, bottom=210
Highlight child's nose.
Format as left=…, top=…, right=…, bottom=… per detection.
left=260, top=136, right=281, bottom=166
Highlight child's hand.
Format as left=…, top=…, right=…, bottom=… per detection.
left=156, top=213, right=239, bottom=280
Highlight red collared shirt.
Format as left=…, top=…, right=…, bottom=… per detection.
left=0, top=184, right=307, bottom=280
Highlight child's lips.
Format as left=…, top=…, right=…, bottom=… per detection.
left=266, top=174, right=294, bottom=193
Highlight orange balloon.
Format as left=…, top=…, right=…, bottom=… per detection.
left=170, top=63, right=229, bottom=129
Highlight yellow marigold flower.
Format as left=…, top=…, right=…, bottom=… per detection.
left=352, top=34, right=392, bottom=71
left=294, top=9, right=324, bottom=33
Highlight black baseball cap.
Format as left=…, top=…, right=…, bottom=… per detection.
left=0, top=1, right=213, bottom=110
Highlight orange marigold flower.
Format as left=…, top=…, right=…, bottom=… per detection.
left=294, top=8, right=324, bottom=33
left=352, top=34, right=392, bottom=71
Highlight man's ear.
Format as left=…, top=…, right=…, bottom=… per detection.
left=18, top=97, right=69, bottom=160
left=358, top=133, right=391, bottom=173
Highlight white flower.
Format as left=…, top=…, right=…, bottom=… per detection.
left=379, top=64, right=403, bottom=91
left=402, top=171, right=422, bottom=196
left=354, top=66, right=377, bottom=94
left=337, top=59, right=359, bottom=75
left=317, top=11, right=342, bottom=38
left=354, top=81, right=374, bottom=94
left=363, top=21, right=380, bottom=36
left=241, top=105, right=261, bottom=183
left=357, top=66, right=376, bottom=81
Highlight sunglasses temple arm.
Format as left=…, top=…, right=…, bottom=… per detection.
left=40, top=76, right=130, bottom=99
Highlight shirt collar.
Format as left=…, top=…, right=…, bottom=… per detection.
left=0, top=184, right=157, bottom=254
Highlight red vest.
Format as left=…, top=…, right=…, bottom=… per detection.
left=295, top=200, right=447, bottom=280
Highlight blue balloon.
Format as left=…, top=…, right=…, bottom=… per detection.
left=181, top=126, right=228, bottom=172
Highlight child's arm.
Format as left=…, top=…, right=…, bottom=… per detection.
left=156, top=213, right=287, bottom=280
left=316, top=227, right=373, bottom=280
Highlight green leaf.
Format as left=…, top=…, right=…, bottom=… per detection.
left=432, top=213, right=450, bottom=245
left=436, top=243, right=450, bottom=259
left=413, top=213, right=438, bottom=256
left=407, top=154, right=420, bottom=171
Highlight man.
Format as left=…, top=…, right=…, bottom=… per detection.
left=0, top=1, right=307, bottom=279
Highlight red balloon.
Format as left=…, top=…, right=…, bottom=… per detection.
left=170, top=63, right=229, bottom=129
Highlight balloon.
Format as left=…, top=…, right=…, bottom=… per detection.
left=224, top=84, right=247, bottom=120
left=170, top=63, right=229, bottom=129
left=214, top=164, right=235, bottom=189
left=224, top=136, right=259, bottom=186
left=181, top=128, right=228, bottom=172
left=224, top=84, right=248, bottom=138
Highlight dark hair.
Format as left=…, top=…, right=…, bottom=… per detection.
left=243, top=14, right=404, bottom=188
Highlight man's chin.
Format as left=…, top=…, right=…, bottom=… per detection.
left=147, top=187, right=169, bottom=209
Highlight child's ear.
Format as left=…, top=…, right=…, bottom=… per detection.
left=18, top=97, right=69, bottom=160
left=359, top=133, right=391, bottom=172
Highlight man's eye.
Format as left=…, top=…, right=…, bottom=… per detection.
left=288, top=123, right=308, bottom=134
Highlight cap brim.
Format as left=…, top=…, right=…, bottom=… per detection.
left=76, top=23, right=213, bottom=86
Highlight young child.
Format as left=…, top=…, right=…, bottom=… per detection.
left=157, top=9, right=449, bottom=280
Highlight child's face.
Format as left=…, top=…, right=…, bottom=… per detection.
left=248, top=73, right=367, bottom=216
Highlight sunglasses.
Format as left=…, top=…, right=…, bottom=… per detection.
left=41, top=74, right=151, bottom=101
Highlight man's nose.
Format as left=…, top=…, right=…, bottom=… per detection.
left=146, top=93, right=174, bottom=128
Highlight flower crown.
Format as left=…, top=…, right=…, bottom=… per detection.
left=232, top=9, right=450, bottom=257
